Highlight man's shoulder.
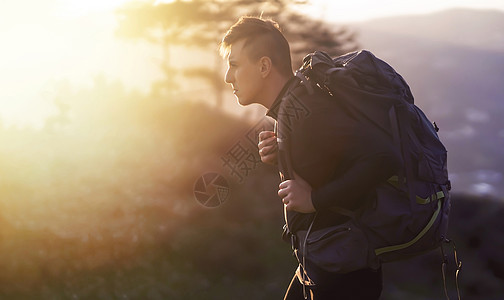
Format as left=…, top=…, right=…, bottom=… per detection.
left=286, top=83, right=348, bottom=123
left=284, top=83, right=334, bottom=109
left=281, top=85, right=357, bottom=138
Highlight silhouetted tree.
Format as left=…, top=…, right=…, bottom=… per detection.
left=116, top=0, right=357, bottom=107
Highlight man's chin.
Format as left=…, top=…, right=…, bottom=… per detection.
left=236, top=97, right=252, bottom=106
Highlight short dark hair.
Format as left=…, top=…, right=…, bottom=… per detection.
left=220, top=16, right=292, bottom=77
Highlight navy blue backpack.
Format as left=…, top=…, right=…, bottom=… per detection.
left=280, top=50, right=453, bottom=274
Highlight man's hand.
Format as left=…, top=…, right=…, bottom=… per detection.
left=258, top=131, right=278, bottom=165
left=278, top=172, right=316, bottom=213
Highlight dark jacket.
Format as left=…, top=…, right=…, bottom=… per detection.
left=267, top=77, right=401, bottom=233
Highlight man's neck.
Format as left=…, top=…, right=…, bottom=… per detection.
left=262, top=75, right=291, bottom=109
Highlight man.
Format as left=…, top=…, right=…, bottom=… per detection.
left=220, top=16, right=400, bottom=299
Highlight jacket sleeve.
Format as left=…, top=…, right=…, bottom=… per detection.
left=310, top=127, right=402, bottom=211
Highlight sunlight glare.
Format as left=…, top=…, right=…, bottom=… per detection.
left=56, top=0, right=140, bottom=17
left=0, top=0, right=160, bottom=128
left=154, top=0, right=176, bottom=6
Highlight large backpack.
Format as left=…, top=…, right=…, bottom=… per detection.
left=278, top=50, right=452, bottom=272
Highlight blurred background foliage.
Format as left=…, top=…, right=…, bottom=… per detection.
left=0, top=0, right=503, bottom=299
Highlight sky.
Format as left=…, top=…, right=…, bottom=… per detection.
left=307, top=0, right=504, bottom=22
left=1, top=0, right=503, bottom=128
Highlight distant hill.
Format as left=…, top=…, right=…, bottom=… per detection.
left=354, top=8, right=504, bottom=53
left=349, top=9, right=504, bottom=198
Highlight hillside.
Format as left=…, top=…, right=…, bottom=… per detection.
left=0, top=82, right=502, bottom=299
left=354, top=8, right=504, bottom=52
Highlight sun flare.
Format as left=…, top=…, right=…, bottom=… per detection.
left=57, top=0, right=140, bottom=17
left=0, top=0, right=149, bottom=128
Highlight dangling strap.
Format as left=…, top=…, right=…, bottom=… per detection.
left=440, top=241, right=450, bottom=300
left=453, top=240, right=462, bottom=300
left=440, top=239, right=462, bottom=300
left=301, top=213, right=317, bottom=299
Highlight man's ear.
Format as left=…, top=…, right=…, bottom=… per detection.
left=258, top=56, right=272, bottom=78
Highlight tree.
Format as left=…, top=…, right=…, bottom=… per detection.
left=116, top=0, right=357, bottom=107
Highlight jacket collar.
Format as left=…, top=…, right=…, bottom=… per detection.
left=266, top=76, right=298, bottom=120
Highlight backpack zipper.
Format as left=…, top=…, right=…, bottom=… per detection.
left=307, top=227, right=351, bottom=245
left=341, top=50, right=361, bottom=67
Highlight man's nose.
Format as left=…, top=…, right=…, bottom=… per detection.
left=224, top=68, right=233, bottom=84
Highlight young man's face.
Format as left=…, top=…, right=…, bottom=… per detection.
left=224, top=39, right=264, bottom=106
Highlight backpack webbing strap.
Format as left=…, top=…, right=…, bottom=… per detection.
left=387, top=176, right=445, bottom=204
left=374, top=198, right=442, bottom=256
left=276, top=78, right=309, bottom=254
left=389, top=104, right=417, bottom=210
